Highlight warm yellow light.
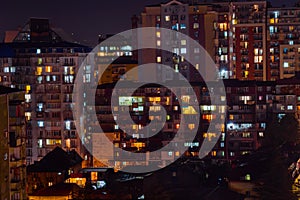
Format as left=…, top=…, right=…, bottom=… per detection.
left=211, top=151, right=217, bottom=157
left=36, top=67, right=42, bottom=75
left=91, top=172, right=98, bottom=181
left=70, top=67, right=75, bottom=75
left=45, top=66, right=52, bottom=73
left=203, top=133, right=217, bottom=141
left=156, top=31, right=161, bottom=38
left=188, top=124, right=195, bottom=130
left=38, top=58, right=42, bottom=65
left=157, top=56, right=162, bottom=63
left=66, top=139, right=71, bottom=149
left=182, top=106, right=197, bottom=114
left=26, top=85, right=31, bottom=93
left=166, top=97, right=170, bottom=105
left=131, top=142, right=145, bottom=150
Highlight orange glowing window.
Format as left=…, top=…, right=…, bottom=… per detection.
left=36, top=67, right=42, bottom=75
left=202, top=114, right=216, bottom=121
left=203, top=133, right=217, bottom=141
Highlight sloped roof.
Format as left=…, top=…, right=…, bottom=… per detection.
left=27, top=147, right=83, bottom=172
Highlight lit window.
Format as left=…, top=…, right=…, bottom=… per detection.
left=181, top=40, right=186, bottom=46
left=45, top=66, right=52, bottom=73
left=65, top=121, right=71, bottom=130
left=180, top=48, right=187, bottom=54
left=156, top=31, right=161, bottom=38
left=193, top=23, right=199, bottom=29
left=287, top=105, right=293, bottom=110
left=46, top=139, right=62, bottom=145
left=157, top=56, right=162, bottom=63
left=26, top=85, right=31, bottom=93
left=283, top=62, right=289, bottom=68
left=253, top=4, right=259, bottom=11
left=3, top=67, right=9, bottom=73
left=182, top=106, right=197, bottom=114
left=38, top=58, right=43, bottom=65
left=203, top=133, right=217, bottom=141
left=165, top=16, right=170, bottom=21
left=258, top=132, right=264, bottom=137
left=221, top=96, right=226, bottom=101
left=37, top=121, right=44, bottom=127
left=220, top=142, right=225, bottom=148
left=36, top=67, right=42, bottom=75
left=70, top=67, right=75, bottom=75
left=180, top=24, right=186, bottom=29
left=150, top=106, right=161, bottom=112
left=176, top=124, right=180, bottom=129
left=25, top=94, right=31, bottom=102
left=254, top=56, right=263, bottom=63
left=188, top=124, right=195, bottom=130
left=36, top=49, right=41, bottom=54
left=157, top=40, right=161, bottom=46
left=245, top=174, right=251, bottom=181
left=166, top=115, right=171, bottom=120
left=211, top=151, right=217, bottom=157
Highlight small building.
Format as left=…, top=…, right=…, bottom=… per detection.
left=27, top=147, right=83, bottom=195
left=28, top=182, right=81, bottom=200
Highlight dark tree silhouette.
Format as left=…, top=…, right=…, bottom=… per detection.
left=255, top=114, right=298, bottom=200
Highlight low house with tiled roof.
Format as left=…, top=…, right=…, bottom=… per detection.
left=27, top=147, right=83, bottom=194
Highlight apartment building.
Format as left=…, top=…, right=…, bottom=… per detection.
left=133, top=0, right=268, bottom=81
left=133, top=0, right=217, bottom=82
left=86, top=78, right=300, bottom=170
left=267, top=7, right=300, bottom=80
left=0, top=86, right=27, bottom=200
left=0, top=18, right=91, bottom=164
left=133, top=0, right=300, bottom=82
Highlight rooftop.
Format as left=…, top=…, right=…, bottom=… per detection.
left=27, top=147, right=83, bottom=172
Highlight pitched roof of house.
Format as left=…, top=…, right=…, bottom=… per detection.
left=27, top=147, right=83, bottom=172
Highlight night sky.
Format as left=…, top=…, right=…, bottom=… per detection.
left=0, top=0, right=296, bottom=46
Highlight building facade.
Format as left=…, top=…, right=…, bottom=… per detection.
left=0, top=18, right=91, bottom=165
left=0, top=86, right=27, bottom=200
left=267, top=7, right=300, bottom=80
left=134, top=0, right=300, bottom=81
